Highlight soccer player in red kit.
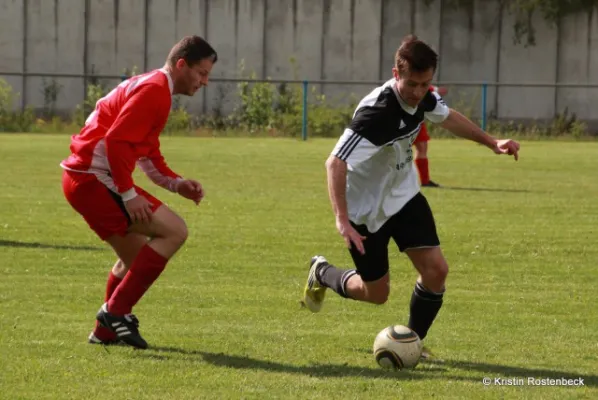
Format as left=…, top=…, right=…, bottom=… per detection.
left=414, top=85, right=448, bottom=187
left=60, top=36, right=217, bottom=349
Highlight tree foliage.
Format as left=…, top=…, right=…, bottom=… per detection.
left=426, top=0, right=598, bottom=46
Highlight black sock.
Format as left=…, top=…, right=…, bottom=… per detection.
left=408, top=281, right=444, bottom=340
left=317, top=262, right=357, bottom=299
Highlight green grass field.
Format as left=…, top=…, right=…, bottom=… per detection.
left=1, top=134, right=597, bottom=399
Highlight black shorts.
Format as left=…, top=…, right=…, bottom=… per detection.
left=348, top=192, right=440, bottom=282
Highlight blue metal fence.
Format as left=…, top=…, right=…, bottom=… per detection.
left=2, top=71, right=598, bottom=140
left=481, top=83, right=488, bottom=132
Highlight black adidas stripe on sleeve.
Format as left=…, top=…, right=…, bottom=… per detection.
left=336, top=132, right=363, bottom=161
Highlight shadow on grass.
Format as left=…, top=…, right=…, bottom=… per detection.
left=139, top=346, right=596, bottom=385
left=433, top=186, right=532, bottom=193
left=0, top=239, right=104, bottom=251
left=146, top=346, right=424, bottom=379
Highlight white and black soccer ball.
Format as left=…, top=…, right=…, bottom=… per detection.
left=373, top=325, right=422, bottom=370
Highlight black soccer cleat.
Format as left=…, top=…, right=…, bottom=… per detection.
left=88, top=331, right=125, bottom=346
left=96, top=303, right=148, bottom=349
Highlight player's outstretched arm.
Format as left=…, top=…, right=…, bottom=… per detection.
left=440, top=108, right=520, bottom=160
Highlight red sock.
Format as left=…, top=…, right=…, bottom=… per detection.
left=415, top=158, right=430, bottom=184
left=107, top=244, right=168, bottom=315
left=94, top=271, right=123, bottom=341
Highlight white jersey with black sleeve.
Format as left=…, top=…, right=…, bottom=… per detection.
left=331, top=78, right=450, bottom=233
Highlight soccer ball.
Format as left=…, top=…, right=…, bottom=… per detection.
left=373, top=325, right=422, bottom=370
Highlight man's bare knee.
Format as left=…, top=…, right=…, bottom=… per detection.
left=367, top=290, right=389, bottom=305
left=124, top=206, right=188, bottom=259
left=363, top=276, right=390, bottom=305
left=160, top=214, right=187, bottom=250
left=421, top=259, right=448, bottom=291
left=130, top=205, right=188, bottom=245
left=421, top=259, right=449, bottom=291
left=435, top=261, right=448, bottom=282
left=172, top=218, right=188, bottom=246
left=407, top=247, right=449, bottom=292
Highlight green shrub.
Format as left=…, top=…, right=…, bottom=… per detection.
left=0, top=78, right=35, bottom=133
left=230, top=60, right=357, bottom=137
left=73, top=83, right=106, bottom=127
left=164, top=96, right=195, bottom=135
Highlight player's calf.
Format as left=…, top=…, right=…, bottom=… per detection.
left=406, top=247, right=448, bottom=340
left=316, top=260, right=390, bottom=304
left=315, top=259, right=358, bottom=299
left=407, top=280, right=445, bottom=340
left=345, top=274, right=390, bottom=304
left=105, top=206, right=186, bottom=317
left=156, top=214, right=188, bottom=253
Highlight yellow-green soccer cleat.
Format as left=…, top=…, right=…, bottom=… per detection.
left=301, top=255, right=328, bottom=313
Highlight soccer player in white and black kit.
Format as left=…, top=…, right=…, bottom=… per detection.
left=302, top=35, right=520, bottom=356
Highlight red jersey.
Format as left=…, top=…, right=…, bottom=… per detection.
left=60, top=69, right=181, bottom=201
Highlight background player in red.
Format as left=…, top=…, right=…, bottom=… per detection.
left=414, top=85, right=449, bottom=187
left=60, top=36, right=217, bottom=349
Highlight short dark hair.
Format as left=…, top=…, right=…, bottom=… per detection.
left=395, top=35, right=438, bottom=75
left=167, top=35, right=218, bottom=67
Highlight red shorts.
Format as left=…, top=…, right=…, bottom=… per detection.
left=414, top=123, right=430, bottom=143
left=62, top=170, right=162, bottom=240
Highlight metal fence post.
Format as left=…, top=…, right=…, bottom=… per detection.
left=481, top=82, right=488, bottom=131
left=302, top=80, right=308, bottom=141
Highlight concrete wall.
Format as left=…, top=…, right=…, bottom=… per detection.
left=0, top=0, right=24, bottom=109
left=1, top=0, right=597, bottom=123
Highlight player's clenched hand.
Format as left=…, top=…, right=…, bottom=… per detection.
left=492, top=139, right=520, bottom=161
left=177, top=179, right=204, bottom=205
left=336, top=218, right=367, bottom=255
left=125, top=196, right=153, bottom=224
